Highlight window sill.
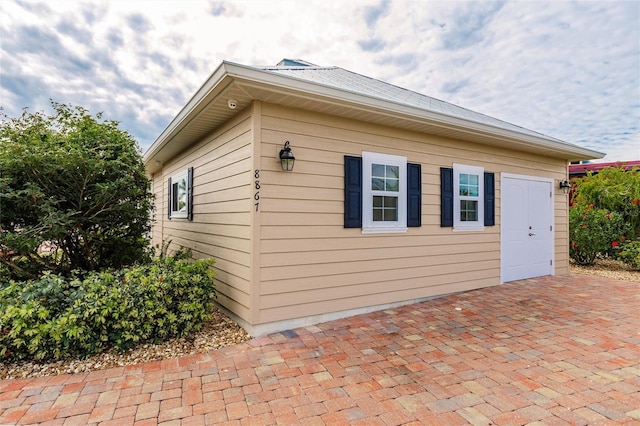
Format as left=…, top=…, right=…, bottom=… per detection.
left=362, top=227, right=408, bottom=234
left=170, top=214, right=188, bottom=219
left=453, top=226, right=485, bottom=232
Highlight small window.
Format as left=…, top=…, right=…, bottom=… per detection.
left=363, top=152, right=407, bottom=233
left=453, top=164, right=484, bottom=231
left=168, top=168, right=193, bottom=220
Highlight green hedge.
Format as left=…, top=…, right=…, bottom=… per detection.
left=0, top=256, right=216, bottom=361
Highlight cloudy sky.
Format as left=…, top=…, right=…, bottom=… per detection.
left=1, top=0, right=638, bottom=161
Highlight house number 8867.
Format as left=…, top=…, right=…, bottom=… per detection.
left=254, top=170, right=260, bottom=211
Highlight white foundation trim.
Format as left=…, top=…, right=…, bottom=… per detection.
left=215, top=293, right=454, bottom=337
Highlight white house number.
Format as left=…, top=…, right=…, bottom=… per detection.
left=254, top=170, right=260, bottom=212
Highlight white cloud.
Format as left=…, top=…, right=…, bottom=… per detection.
left=1, top=0, right=638, bottom=161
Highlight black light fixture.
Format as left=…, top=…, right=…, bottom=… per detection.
left=279, top=141, right=295, bottom=171
left=559, top=179, right=571, bottom=194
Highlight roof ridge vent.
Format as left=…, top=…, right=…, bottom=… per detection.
left=277, top=59, right=318, bottom=67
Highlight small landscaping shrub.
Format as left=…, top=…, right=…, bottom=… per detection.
left=0, top=254, right=216, bottom=361
left=618, top=239, right=640, bottom=270
left=569, top=203, right=628, bottom=265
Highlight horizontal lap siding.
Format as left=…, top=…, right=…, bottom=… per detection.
left=554, top=197, right=570, bottom=274
left=151, top=113, right=253, bottom=322
left=151, top=174, right=164, bottom=250
left=257, top=103, right=567, bottom=324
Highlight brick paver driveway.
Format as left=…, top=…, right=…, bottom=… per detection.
left=1, top=274, right=639, bottom=425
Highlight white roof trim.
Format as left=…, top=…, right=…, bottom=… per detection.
left=145, top=62, right=232, bottom=163
left=144, top=60, right=605, bottom=169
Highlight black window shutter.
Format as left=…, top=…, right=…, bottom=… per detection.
left=407, top=163, right=422, bottom=227
left=344, top=156, right=362, bottom=228
left=187, top=167, right=194, bottom=221
left=440, top=167, right=454, bottom=227
left=167, top=177, right=172, bottom=220
left=484, top=172, right=495, bottom=226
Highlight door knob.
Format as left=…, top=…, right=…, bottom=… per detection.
left=529, top=233, right=535, bottom=236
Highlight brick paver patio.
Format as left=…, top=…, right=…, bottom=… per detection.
left=1, top=274, right=639, bottom=425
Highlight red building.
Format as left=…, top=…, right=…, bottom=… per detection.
left=569, top=160, right=640, bottom=178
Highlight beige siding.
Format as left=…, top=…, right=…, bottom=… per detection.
left=149, top=110, right=254, bottom=322
left=150, top=100, right=570, bottom=331
left=554, top=193, right=570, bottom=275
left=256, top=103, right=568, bottom=324
left=150, top=173, right=164, bottom=250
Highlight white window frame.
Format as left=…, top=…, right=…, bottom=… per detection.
left=169, top=169, right=189, bottom=219
left=453, top=163, right=484, bottom=231
left=362, top=152, right=407, bottom=234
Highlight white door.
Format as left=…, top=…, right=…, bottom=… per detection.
left=501, top=174, right=554, bottom=283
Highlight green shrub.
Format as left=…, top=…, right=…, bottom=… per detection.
left=572, top=166, right=640, bottom=238
left=0, top=255, right=216, bottom=361
left=569, top=203, right=628, bottom=265
left=618, top=240, right=640, bottom=270
left=0, top=102, right=153, bottom=280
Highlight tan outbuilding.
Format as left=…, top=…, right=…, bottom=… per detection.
left=143, top=59, right=604, bottom=336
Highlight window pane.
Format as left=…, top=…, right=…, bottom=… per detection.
left=384, top=195, right=398, bottom=221
left=460, top=200, right=478, bottom=221
left=385, top=164, right=399, bottom=191
left=373, top=196, right=398, bottom=222
left=382, top=195, right=398, bottom=221
left=177, top=178, right=187, bottom=212
left=372, top=164, right=400, bottom=192
left=172, top=182, right=179, bottom=211
left=372, top=178, right=385, bottom=190
left=459, top=173, right=479, bottom=197
left=372, top=164, right=385, bottom=177
left=373, top=196, right=383, bottom=221
left=386, top=196, right=397, bottom=208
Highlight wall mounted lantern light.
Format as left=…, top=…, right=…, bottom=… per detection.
left=559, top=179, right=571, bottom=195
left=279, top=141, right=295, bottom=171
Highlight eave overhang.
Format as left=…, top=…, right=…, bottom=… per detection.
left=144, top=61, right=605, bottom=175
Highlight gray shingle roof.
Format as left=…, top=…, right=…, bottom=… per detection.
left=257, top=60, right=558, bottom=141
left=144, top=58, right=605, bottom=172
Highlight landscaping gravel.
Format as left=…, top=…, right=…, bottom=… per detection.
left=570, top=258, right=640, bottom=282
left=2, top=259, right=637, bottom=380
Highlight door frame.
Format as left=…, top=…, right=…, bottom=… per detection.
left=500, top=173, right=555, bottom=283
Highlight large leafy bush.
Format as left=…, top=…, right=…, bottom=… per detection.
left=0, top=102, right=153, bottom=279
left=572, top=166, right=640, bottom=238
left=0, top=254, right=216, bottom=361
left=569, top=165, right=640, bottom=266
left=569, top=203, right=628, bottom=265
